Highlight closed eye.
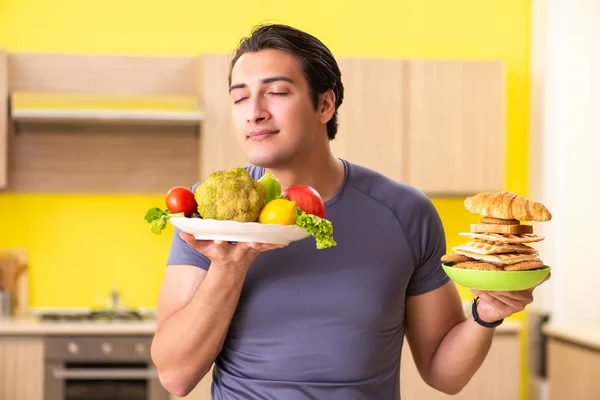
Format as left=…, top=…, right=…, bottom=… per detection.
left=269, top=92, right=288, bottom=96
left=233, top=97, right=248, bottom=104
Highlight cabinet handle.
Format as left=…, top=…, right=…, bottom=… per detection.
left=52, top=367, right=158, bottom=380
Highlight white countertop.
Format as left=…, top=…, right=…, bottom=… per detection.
left=0, top=316, right=521, bottom=336
left=543, top=323, right=600, bottom=351
left=0, top=317, right=157, bottom=335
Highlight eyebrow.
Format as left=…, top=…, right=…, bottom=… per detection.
left=229, top=76, right=294, bottom=93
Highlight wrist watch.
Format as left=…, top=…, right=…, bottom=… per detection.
left=471, top=297, right=504, bottom=328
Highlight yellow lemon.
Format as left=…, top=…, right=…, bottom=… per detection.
left=258, top=198, right=297, bottom=225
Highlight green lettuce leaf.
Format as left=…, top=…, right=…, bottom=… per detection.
left=295, top=209, right=337, bottom=250
left=144, top=207, right=184, bottom=234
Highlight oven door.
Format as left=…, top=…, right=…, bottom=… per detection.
left=44, top=336, right=169, bottom=400
left=45, top=361, right=166, bottom=400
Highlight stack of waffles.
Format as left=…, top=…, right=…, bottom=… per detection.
left=441, top=192, right=552, bottom=271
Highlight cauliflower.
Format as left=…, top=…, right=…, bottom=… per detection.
left=195, top=168, right=266, bottom=222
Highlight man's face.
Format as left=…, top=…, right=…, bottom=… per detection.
left=229, top=49, right=323, bottom=168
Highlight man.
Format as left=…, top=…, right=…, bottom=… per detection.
left=151, top=23, right=545, bottom=399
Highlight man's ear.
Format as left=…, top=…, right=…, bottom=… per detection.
left=318, top=90, right=336, bottom=124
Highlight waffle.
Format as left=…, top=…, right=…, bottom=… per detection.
left=453, top=250, right=541, bottom=266
left=458, top=232, right=544, bottom=244
left=453, top=240, right=538, bottom=255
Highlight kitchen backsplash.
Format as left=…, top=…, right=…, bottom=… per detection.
left=1, top=192, right=171, bottom=308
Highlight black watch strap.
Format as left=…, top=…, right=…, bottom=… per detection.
left=471, top=297, right=504, bottom=328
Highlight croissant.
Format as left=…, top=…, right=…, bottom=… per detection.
left=464, top=192, right=552, bottom=222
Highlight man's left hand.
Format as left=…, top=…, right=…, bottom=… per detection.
left=471, top=272, right=551, bottom=323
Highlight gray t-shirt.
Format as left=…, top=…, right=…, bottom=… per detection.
left=166, top=159, right=450, bottom=399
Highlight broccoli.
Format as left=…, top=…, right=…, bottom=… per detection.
left=195, top=168, right=266, bottom=222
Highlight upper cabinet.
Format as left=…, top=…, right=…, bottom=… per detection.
left=197, top=54, right=247, bottom=181
left=2, top=52, right=204, bottom=193
left=0, top=50, right=7, bottom=190
left=0, top=51, right=506, bottom=196
left=334, top=57, right=506, bottom=196
left=404, top=60, right=506, bottom=195
left=333, top=58, right=407, bottom=184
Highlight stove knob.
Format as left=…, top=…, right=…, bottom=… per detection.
left=67, top=342, right=79, bottom=355
left=135, top=342, right=146, bottom=355
left=101, top=342, right=113, bottom=356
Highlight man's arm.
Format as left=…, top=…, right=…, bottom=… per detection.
left=151, top=262, right=247, bottom=397
left=405, top=281, right=493, bottom=395
left=151, top=235, right=282, bottom=397
left=405, top=279, right=542, bottom=395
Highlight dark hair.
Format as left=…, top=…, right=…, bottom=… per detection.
left=229, top=23, right=344, bottom=140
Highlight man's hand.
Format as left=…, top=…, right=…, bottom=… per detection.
left=179, top=232, right=284, bottom=274
left=471, top=272, right=551, bottom=323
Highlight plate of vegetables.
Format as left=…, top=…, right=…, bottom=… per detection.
left=144, top=168, right=336, bottom=249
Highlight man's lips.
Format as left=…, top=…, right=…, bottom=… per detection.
left=248, top=129, right=278, bottom=141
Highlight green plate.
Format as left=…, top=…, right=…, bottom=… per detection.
left=442, top=263, right=551, bottom=291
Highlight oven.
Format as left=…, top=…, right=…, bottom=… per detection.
left=44, top=335, right=169, bottom=400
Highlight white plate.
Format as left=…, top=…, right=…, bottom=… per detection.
left=168, top=217, right=311, bottom=245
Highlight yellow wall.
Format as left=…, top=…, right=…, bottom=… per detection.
left=1, top=0, right=531, bottom=396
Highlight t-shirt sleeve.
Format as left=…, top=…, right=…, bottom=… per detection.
left=406, top=196, right=450, bottom=296
left=165, top=227, right=211, bottom=270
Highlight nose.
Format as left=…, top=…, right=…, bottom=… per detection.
left=246, top=96, right=270, bottom=123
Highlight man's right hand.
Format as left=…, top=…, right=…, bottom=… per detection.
left=179, top=232, right=284, bottom=274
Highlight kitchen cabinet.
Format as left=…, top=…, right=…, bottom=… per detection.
left=0, top=49, right=7, bottom=190
left=0, top=336, right=44, bottom=400
left=7, top=121, right=200, bottom=193
left=197, top=54, right=247, bottom=181
left=2, top=50, right=505, bottom=195
left=547, top=339, right=600, bottom=399
left=333, top=57, right=407, bottom=183
left=333, top=57, right=506, bottom=196
left=404, top=60, right=505, bottom=195
left=198, top=54, right=505, bottom=195
left=547, top=338, right=600, bottom=399
left=543, top=324, right=600, bottom=400
left=4, top=51, right=203, bottom=193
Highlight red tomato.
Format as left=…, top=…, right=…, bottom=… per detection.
left=281, top=185, right=325, bottom=218
left=165, top=186, right=198, bottom=216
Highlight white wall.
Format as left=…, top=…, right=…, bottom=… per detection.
left=529, top=0, right=600, bottom=325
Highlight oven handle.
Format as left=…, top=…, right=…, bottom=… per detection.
left=52, top=367, right=159, bottom=380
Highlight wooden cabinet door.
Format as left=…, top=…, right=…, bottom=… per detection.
left=198, top=54, right=247, bottom=180
left=548, top=339, right=600, bottom=400
left=197, top=55, right=505, bottom=195
left=334, top=57, right=505, bottom=195
left=333, top=57, right=407, bottom=182
left=0, top=337, right=44, bottom=400
left=0, top=49, right=7, bottom=190
left=404, top=60, right=506, bottom=195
